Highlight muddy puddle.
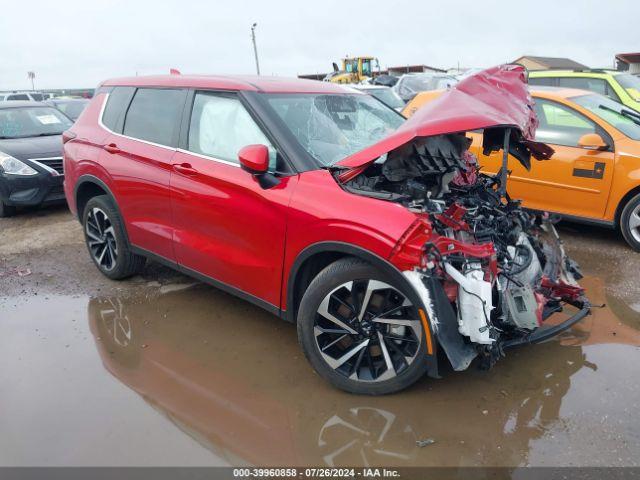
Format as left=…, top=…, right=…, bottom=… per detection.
left=1, top=275, right=639, bottom=467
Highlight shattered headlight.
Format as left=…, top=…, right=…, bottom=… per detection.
left=0, top=152, right=38, bottom=175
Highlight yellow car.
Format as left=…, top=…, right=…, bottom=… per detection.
left=528, top=69, right=640, bottom=113
left=403, top=87, right=640, bottom=251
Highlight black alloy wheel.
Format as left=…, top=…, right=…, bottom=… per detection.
left=297, top=258, right=431, bottom=395
left=85, top=206, right=118, bottom=272
left=313, top=278, right=422, bottom=382
left=82, top=195, right=145, bottom=280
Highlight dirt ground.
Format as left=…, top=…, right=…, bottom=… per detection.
left=1, top=204, right=639, bottom=467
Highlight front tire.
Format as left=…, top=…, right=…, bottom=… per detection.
left=82, top=195, right=145, bottom=280
left=297, top=257, right=430, bottom=395
left=620, top=193, right=640, bottom=252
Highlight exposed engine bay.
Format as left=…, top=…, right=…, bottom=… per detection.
left=339, top=131, right=590, bottom=371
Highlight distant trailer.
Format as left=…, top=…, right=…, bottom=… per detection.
left=297, top=73, right=330, bottom=81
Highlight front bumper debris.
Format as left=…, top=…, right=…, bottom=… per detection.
left=501, top=303, right=591, bottom=349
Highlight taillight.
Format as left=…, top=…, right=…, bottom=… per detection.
left=62, top=130, right=77, bottom=144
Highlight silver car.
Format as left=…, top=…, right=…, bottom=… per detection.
left=393, top=73, right=458, bottom=102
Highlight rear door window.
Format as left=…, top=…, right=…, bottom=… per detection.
left=8, top=94, right=30, bottom=100
left=123, top=88, right=185, bottom=147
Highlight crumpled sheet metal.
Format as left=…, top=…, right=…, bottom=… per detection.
left=335, top=64, right=554, bottom=170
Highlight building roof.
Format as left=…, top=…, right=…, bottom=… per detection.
left=385, top=64, right=447, bottom=74
left=100, top=74, right=352, bottom=94
left=514, top=56, right=589, bottom=70
left=616, top=53, right=640, bottom=64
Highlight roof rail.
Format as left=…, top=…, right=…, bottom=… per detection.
left=572, top=68, right=610, bottom=73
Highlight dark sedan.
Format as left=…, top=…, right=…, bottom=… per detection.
left=45, top=98, right=90, bottom=122
left=0, top=101, right=73, bottom=216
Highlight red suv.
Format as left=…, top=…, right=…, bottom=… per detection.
left=64, top=66, right=590, bottom=394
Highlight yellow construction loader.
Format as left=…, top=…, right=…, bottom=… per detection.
left=325, top=56, right=379, bottom=84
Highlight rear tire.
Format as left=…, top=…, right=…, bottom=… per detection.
left=0, top=200, right=16, bottom=218
left=297, top=257, right=430, bottom=395
left=620, top=193, right=640, bottom=252
left=82, top=195, right=145, bottom=280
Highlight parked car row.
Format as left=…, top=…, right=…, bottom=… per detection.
left=528, top=69, right=640, bottom=113
left=0, top=91, right=50, bottom=102
left=391, top=72, right=458, bottom=102
left=352, top=84, right=405, bottom=111
left=0, top=90, right=93, bottom=102
left=360, top=68, right=640, bottom=116
left=45, top=98, right=90, bottom=121
left=350, top=72, right=460, bottom=117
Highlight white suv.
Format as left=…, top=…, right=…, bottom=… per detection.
left=0, top=91, right=48, bottom=102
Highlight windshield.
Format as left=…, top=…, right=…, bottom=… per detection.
left=572, top=93, right=640, bottom=140
left=615, top=73, right=640, bottom=101
left=264, top=93, right=404, bottom=166
left=367, top=88, right=404, bottom=109
left=0, top=106, right=73, bottom=139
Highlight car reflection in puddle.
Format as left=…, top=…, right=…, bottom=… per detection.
left=85, top=276, right=640, bottom=467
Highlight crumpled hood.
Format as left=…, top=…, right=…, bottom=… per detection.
left=335, top=64, right=554, bottom=171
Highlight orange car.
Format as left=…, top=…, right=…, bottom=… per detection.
left=403, top=87, right=640, bottom=251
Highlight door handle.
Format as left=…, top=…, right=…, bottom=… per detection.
left=103, top=143, right=121, bottom=154
left=173, top=163, right=199, bottom=176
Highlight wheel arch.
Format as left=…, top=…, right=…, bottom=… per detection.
left=75, top=175, right=116, bottom=219
left=286, top=242, right=410, bottom=324
left=74, top=175, right=129, bottom=244
left=614, top=184, right=640, bottom=227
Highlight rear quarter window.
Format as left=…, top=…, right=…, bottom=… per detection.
left=122, top=88, right=185, bottom=147
left=102, top=87, right=135, bottom=132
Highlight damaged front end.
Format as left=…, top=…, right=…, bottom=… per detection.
left=333, top=65, right=591, bottom=372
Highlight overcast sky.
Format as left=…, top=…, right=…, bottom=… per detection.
left=0, top=0, right=638, bottom=90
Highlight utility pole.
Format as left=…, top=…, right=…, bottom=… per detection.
left=251, top=23, right=260, bottom=75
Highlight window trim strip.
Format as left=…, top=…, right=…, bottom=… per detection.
left=176, top=148, right=240, bottom=168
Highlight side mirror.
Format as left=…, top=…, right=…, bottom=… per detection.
left=238, top=144, right=269, bottom=174
left=238, top=144, right=280, bottom=189
left=578, top=133, right=608, bottom=151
